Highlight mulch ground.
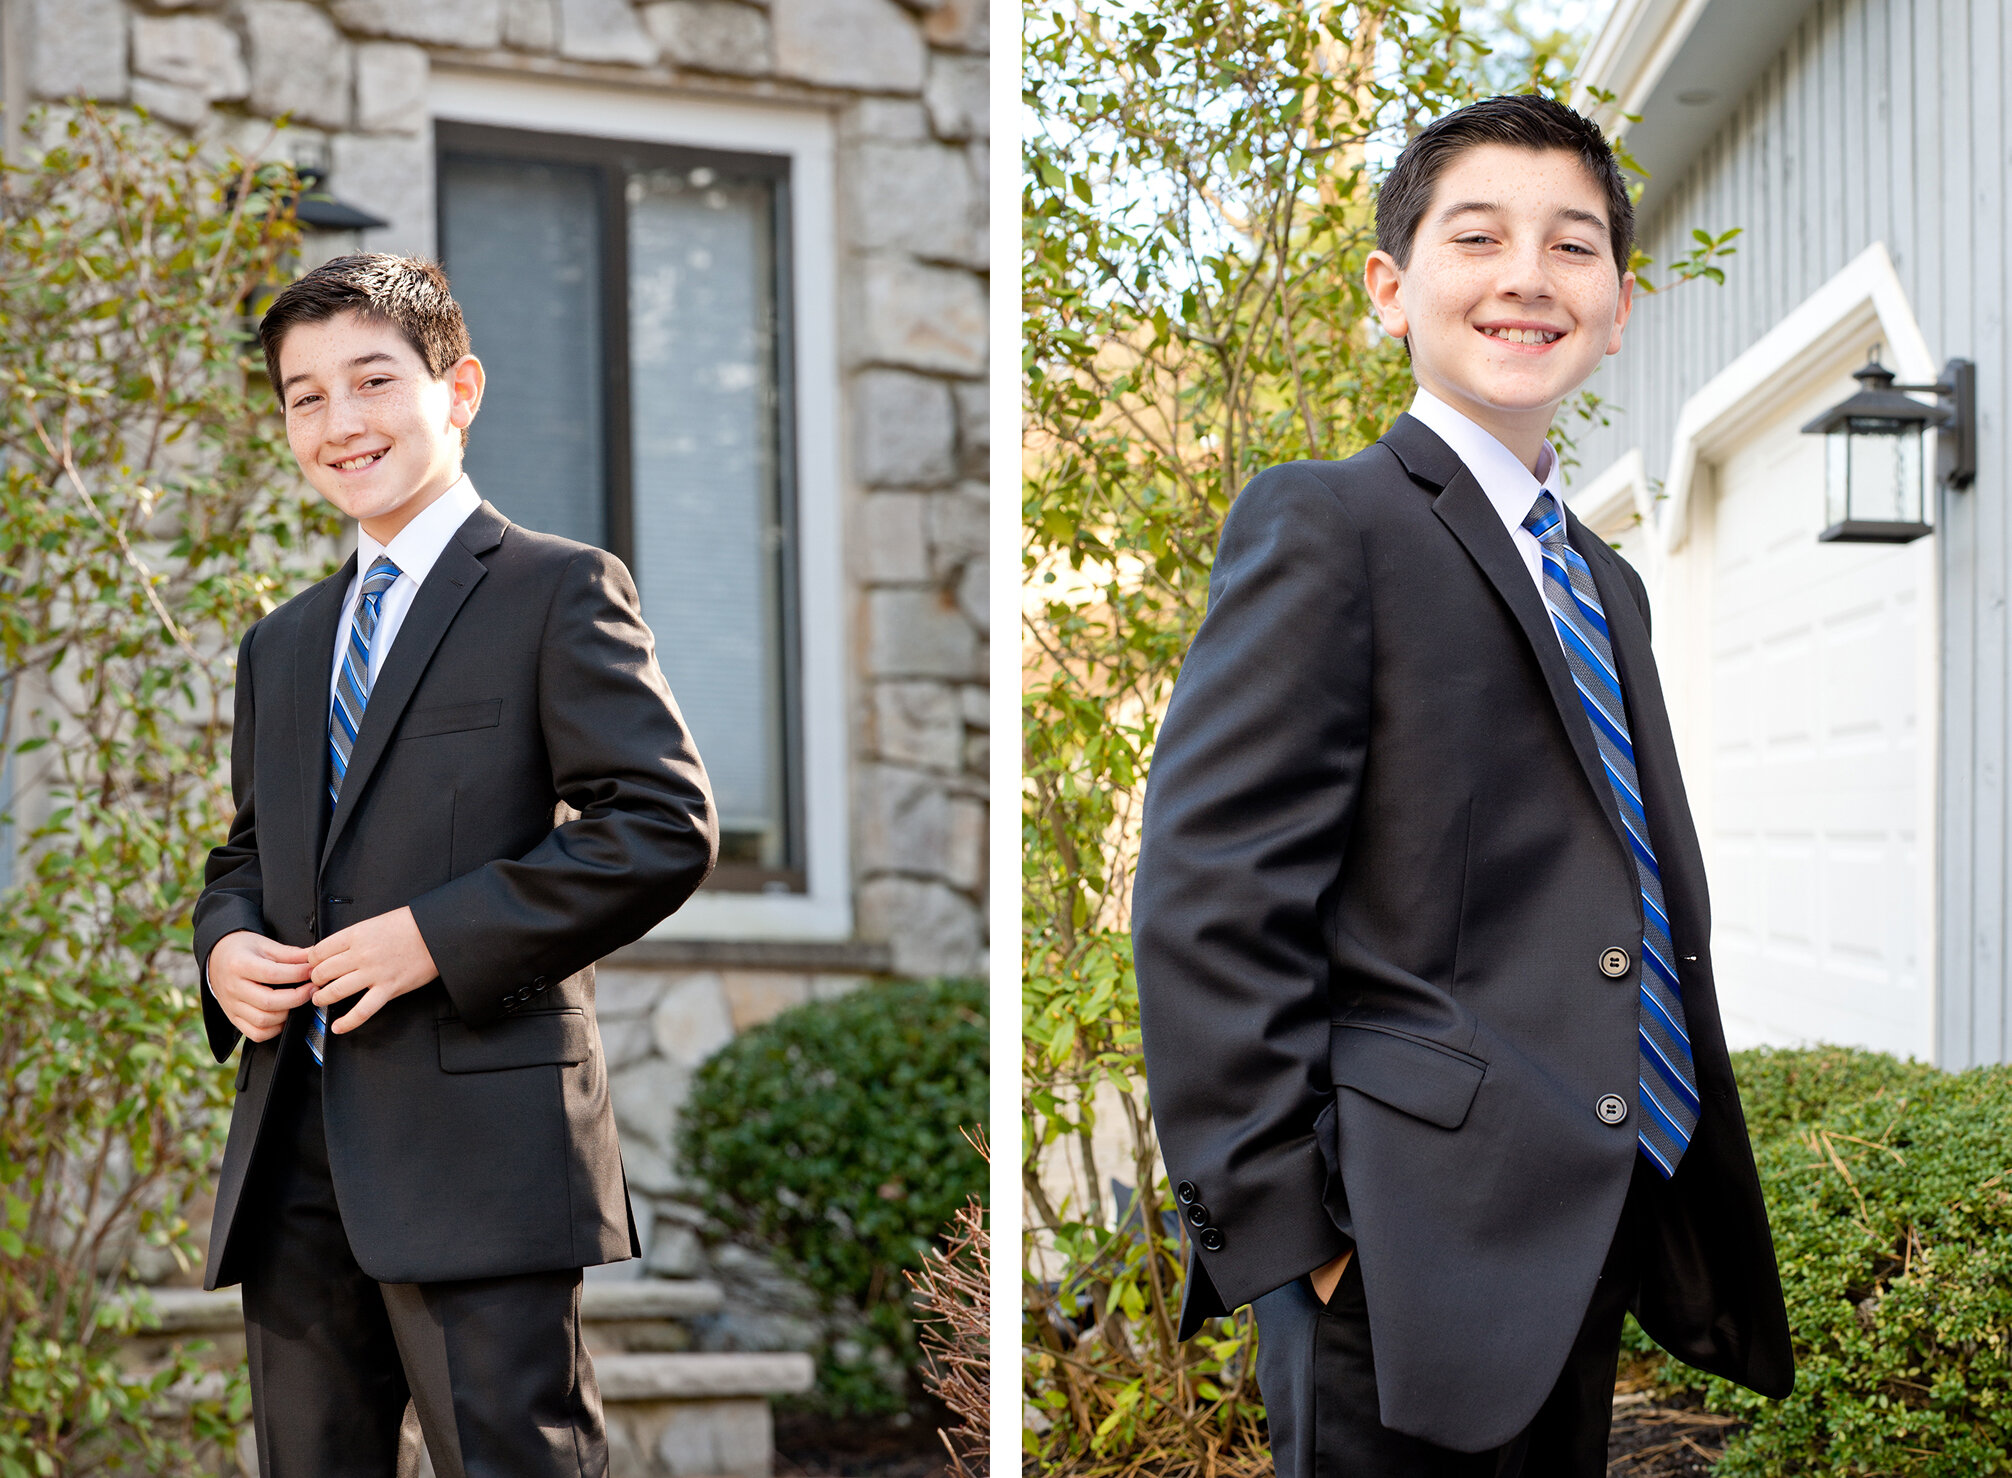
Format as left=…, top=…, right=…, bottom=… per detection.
left=773, top=1412, right=953, bottom=1478
left=779, top=1374, right=1736, bottom=1476
left=1607, top=1357, right=1743, bottom=1476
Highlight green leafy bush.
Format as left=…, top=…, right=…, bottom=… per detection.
left=1019, top=2, right=1738, bottom=1471
left=0, top=104, right=335, bottom=1473
left=1648, top=1048, right=2012, bottom=1474
left=678, top=978, right=987, bottom=1415
left=1728, top=1044, right=1943, bottom=1141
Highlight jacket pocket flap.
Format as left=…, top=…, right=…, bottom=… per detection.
left=1329, top=1022, right=1485, bottom=1130
left=403, top=699, right=502, bottom=739
left=438, top=1008, right=591, bottom=1072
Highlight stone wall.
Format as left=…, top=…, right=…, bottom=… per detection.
left=5, top=0, right=990, bottom=982
left=4, top=0, right=988, bottom=1367
left=590, top=942, right=886, bottom=1350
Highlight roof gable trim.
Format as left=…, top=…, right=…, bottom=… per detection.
left=1655, top=241, right=1935, bottom=554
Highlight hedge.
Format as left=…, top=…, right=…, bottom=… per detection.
left=677, top=977, right=988, bottom=1415
left=1646, top=1047, right=2012, bottom=1474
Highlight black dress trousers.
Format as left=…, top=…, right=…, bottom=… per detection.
left=234, top=1052, right=608, bottom=1478
left=1253, top=1159, right=1655, bottom=1478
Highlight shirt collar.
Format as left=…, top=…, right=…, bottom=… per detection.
left=354, top=473, right=483, bottom=590
left=1407, top=386, right=1562, bottom=530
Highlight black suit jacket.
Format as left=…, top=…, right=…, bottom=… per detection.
left=193, top=501, right=717, bottom=1290
left=1131, top=417, right=1792, bottom=1451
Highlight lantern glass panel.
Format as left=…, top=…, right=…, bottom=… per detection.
left=1843, top=416, right=1924, bottom=525
left=1825, top=431, right=1850, bottom=528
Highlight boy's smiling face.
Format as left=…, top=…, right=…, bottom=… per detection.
left=1365, top=143, right=1634, bottom=469
left=277, top=309, right=484, bottom=544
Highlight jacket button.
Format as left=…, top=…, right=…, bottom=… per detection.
left=1597, top=1094, right=1629, bottom=1125
left=306, top=912, right=317, bottom=932
left=1176, top=1181, right=1198, bottom=1206
left=1184, top=1203, right=1210, bottom=1229
left=1599, top=947, right=1632, bottom=978
left=1199, top=1226, right=1225, bottom=1252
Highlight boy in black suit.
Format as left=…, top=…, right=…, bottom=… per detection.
left=197, top=255, right=716, bottom=1476
left=1132, top=95, right=1790, bottom=1476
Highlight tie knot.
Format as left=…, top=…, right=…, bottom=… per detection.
left=362, top=556, right=401, bottom=598
left=1522, top=490, right=1564, bottom=543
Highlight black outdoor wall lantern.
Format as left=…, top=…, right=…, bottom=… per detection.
left=291, top=167, right=390, bottom=233
left=224, top=165, right=388, bottom=233
left=1802, top=353, right=1976, bottom=544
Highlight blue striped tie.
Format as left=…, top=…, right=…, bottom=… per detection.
left=311, top=554, right=401, bottom=1063
left=1523, top=491, right=1699, bottom=1177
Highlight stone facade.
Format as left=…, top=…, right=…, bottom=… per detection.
left=593, top=944, right=886, bottom=1327
left=9, top=0, right=989, bottom=979
left=4, top=0, right=987, bottom=1454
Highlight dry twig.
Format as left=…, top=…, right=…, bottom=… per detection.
left=908, top=1127, right=989, bottom=1477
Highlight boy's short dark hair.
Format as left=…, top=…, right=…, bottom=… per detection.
left=259, top=254, right=473, bottom=444
left=1375, top=94, right=1635, bottom=273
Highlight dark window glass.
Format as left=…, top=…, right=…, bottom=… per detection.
left=439, top=157, right=606, bottom=549
left=627, top=167, right=789, bottom=871
left=437, top=128, right=799, bottom=887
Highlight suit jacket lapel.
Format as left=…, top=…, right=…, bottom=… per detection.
left=295, top=553, right=357, bottom=874
left=319, top=504, right=507, bottom=876
left=1384, top=414, right=1637, bottom=871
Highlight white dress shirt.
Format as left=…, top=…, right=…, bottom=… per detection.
left=328, top=473, right=483, bottom=704
left=1406, top=386, right=1564, bottom=597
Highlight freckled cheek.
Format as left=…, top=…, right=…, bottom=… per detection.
left=1565, top=273, right=1622, bottom=319
left=1412, top=270, right=1496, bottom=331
left=374, top=395, right=427, bottom=441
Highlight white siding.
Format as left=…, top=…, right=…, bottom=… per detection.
left=1570, top=0, right=2012, bottom=1067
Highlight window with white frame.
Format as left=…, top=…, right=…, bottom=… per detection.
left=437, top=123, right=802, bottom=893
left=427, top=75, right=849, bottom=942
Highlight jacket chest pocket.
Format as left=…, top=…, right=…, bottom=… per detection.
left=1330, top=1021, right=1487, bottom=1129
left=402, top=699, right=502, bottom=740
left=437, top=1008, right=591, bottom=1073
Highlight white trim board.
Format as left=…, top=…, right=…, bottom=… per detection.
left=1655, top=241, right=1938, bottom=554
left=1567, top=445, right=1653, bottom=532
left=427, top=69, right=856, bottom=942
left=1574, top=0, right=1712, bottom=136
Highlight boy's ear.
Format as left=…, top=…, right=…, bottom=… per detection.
left=447, top=354, right=485, bottom=430
left=1364, top=250, right=1409, bottom=343
left=1605, top=271, right=1636, bottom=358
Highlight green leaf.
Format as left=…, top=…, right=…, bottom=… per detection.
left=0, top=99, right=337, bottom=1471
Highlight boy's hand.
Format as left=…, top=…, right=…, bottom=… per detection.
left=1310, top=1247, right=1354, bottom=1306
left=209, top=930, right=316, bottom=1042
left=307, top=907, right=440, bottom=1035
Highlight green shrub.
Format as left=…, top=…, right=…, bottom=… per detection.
left=678, top=977, right=988, bottom=1415
left=0, top=104, right=332, bottom=1473
left=1728, top=1044, right=1943, bottom=1141
left=1649, top=1048, right=2012, bottom=1474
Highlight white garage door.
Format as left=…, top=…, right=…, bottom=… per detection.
left=1705, top=366, right=1936, bottom=1060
